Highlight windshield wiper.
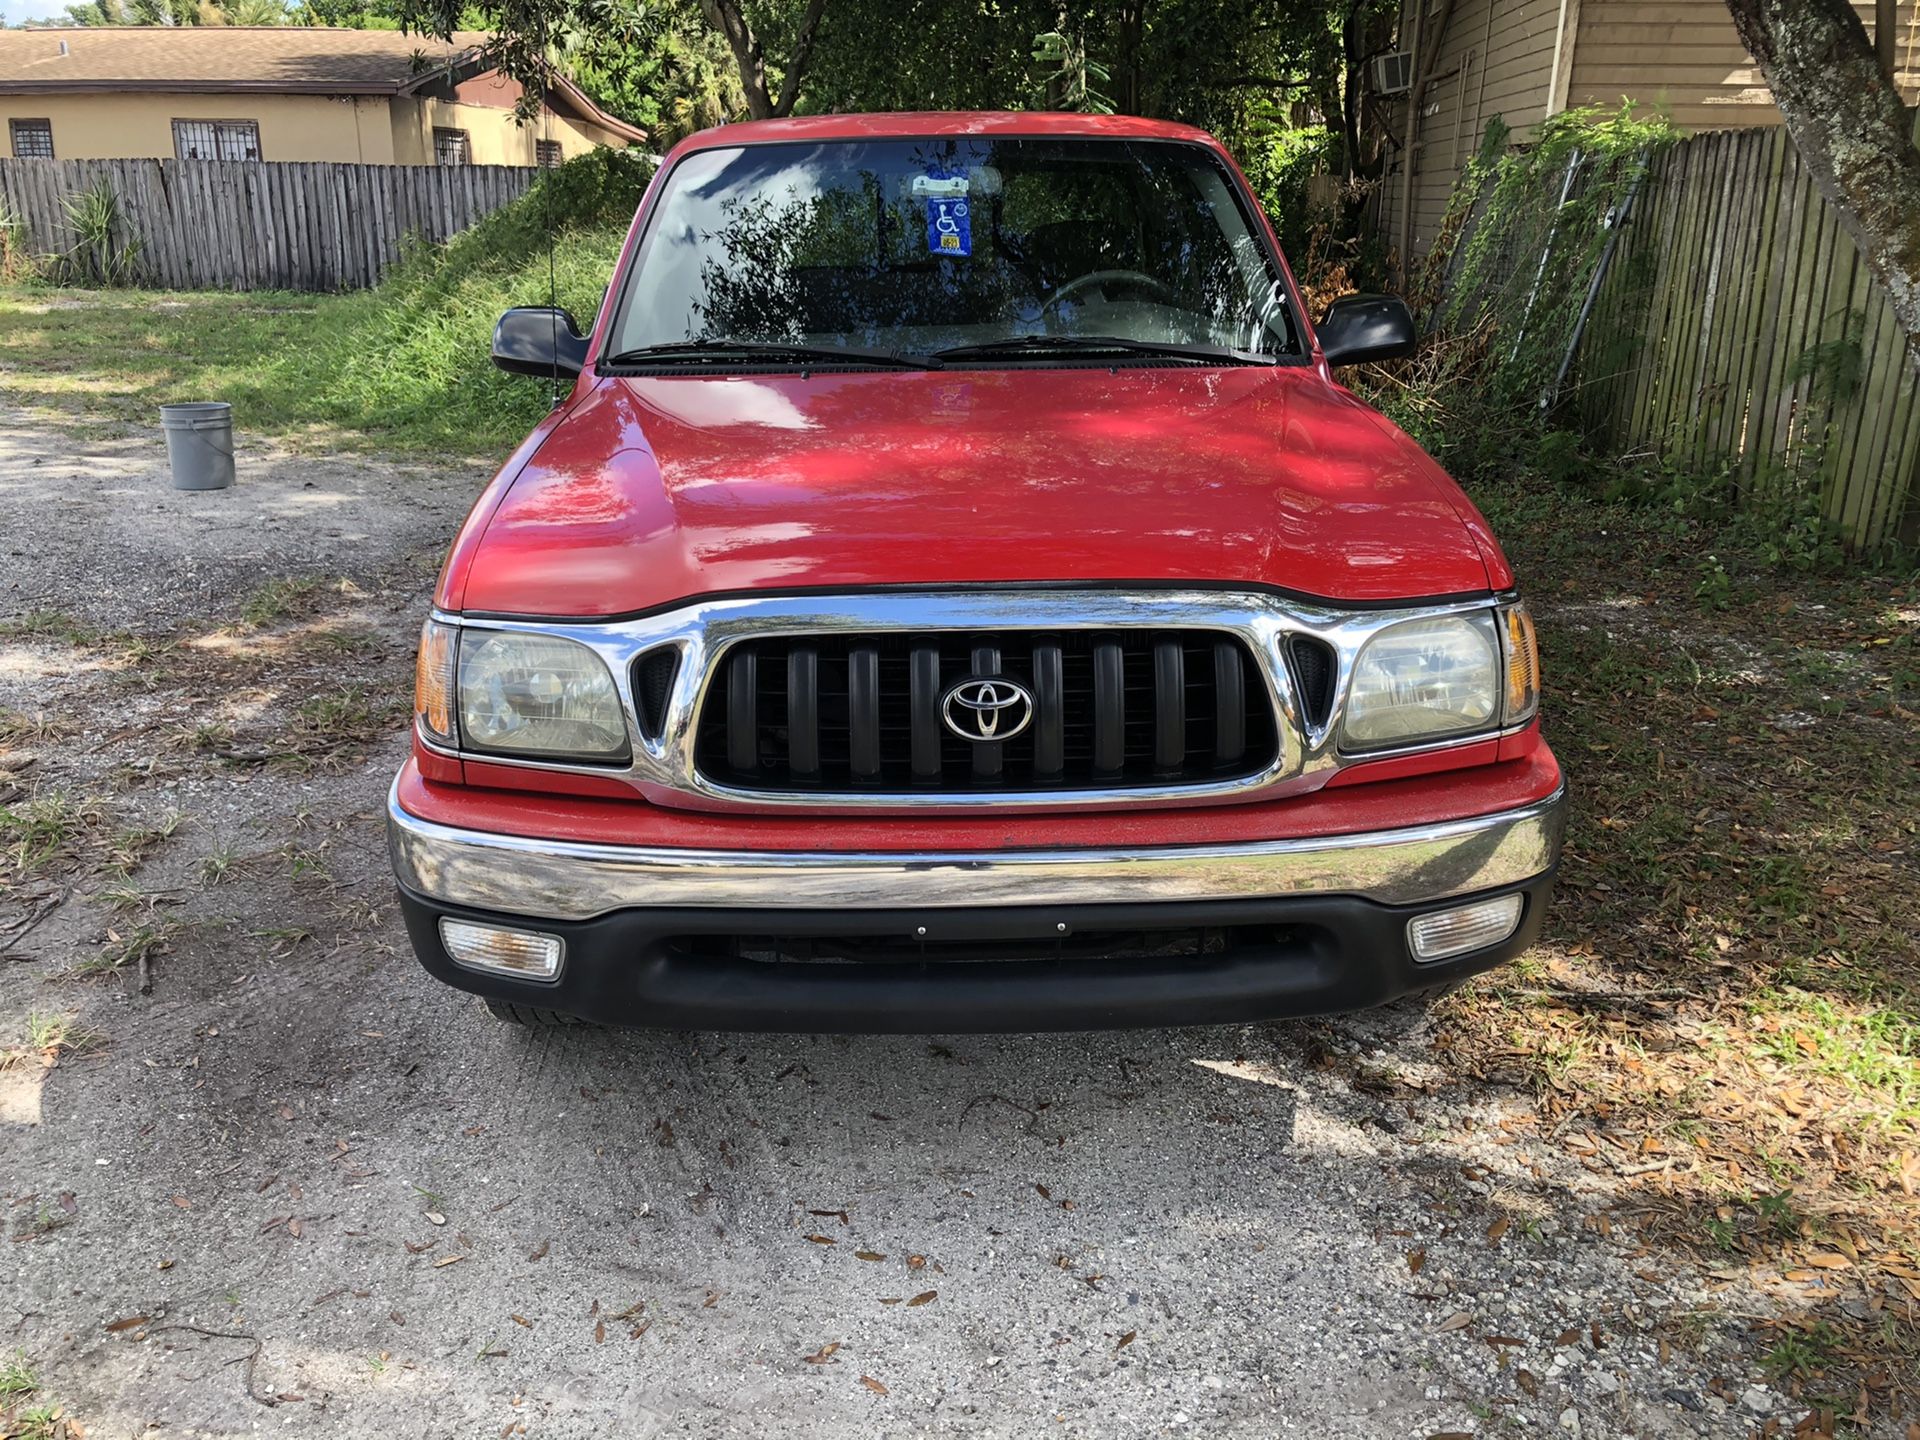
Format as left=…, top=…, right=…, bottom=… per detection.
left=603, top=340, right=938, bottom=370
left=930, top=334, right=1277, bottom=366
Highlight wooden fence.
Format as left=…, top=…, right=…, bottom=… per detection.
left=1569, top=123, right=1920, bottom=550
left=0, top=157, right=538, bottom=293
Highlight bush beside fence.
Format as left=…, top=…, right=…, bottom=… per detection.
left=1569, top=123, right=1920, bottom=552
left=0, top=157, right=538, bottom=293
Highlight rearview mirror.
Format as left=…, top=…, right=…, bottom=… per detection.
left=492, top=307, right=590, bottom=379
left=1317, top=294, right=1418, bottom=367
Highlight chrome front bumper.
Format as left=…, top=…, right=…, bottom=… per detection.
left=388, top=780, right=1567, bottom=923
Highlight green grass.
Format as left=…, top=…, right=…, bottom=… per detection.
left=241, top=576, right=328, bottom=628
left=0, top=793, right=93, bottom=876
left=1747, top=988, right=1920, bottom=1126
left=0, top=1351, right=36, bottom=1401
left=0, top=149, right=650, bottom=457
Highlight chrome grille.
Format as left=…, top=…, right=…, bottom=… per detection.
left=694, top=630, right=1278, bottom=793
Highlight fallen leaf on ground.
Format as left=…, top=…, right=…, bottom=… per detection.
left=511, top=1314, right=532, bottom=1329
left=104, top=1315, right=150, bottom=1333
left=1408, top=1248, right=1426, bottom=1275
left=1434, top=1312, right=1472, bottom=1332
left=802, top=1342, right=841, bottom=1365
left=1487, top=1215, right=1510, bottom=1243
left=433, top=1254, right=465, bottom=1268
left=860, top=1375, right=888, bottom=1395
left=906, top=1291, right=937, bottom=1307
left=1117, top=1331, right=1135, bottom=1349
left=170, top=1195, right=190, bottom=1210
left=805, top=1234, right=836, bottom=1245
left=855, top=1250, right=886, bottom=1262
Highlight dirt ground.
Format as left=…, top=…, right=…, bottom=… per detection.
left=0, top=405, right=1903, bottom=1439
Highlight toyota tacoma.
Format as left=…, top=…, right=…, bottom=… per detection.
left=388, top=112, right=1566, bottom=1032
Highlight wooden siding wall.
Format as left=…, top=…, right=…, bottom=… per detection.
left=1573, top=123, right=1920, bottom=549
left=1378, top=0, right=1565, bottom=263
left=1567, top=0, right=1920, bottom=132
left=0, top=156, right=537, bottom=291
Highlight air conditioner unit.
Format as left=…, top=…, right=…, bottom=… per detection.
left=1373, top=51, right=1415, bottom=95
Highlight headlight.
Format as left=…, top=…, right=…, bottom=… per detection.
left=1340, top=612, right=1500, bottom=749
left=457, top=629, right=630, bottom=763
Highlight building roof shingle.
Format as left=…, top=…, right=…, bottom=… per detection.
left=0, top=26, right=491, bottom=95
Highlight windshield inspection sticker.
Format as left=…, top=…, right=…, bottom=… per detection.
left=916, top=172, right=972, bottom=257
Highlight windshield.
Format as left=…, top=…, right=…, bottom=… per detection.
left=605, top=136, right=1298, bottom=366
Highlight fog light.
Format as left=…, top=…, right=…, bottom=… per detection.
left=1407, top=894, right=1524, bottom=962
left=438, top=919, right=564, bottom=982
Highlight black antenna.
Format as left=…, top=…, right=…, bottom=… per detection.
left=542, top=62, right=560, bottom=409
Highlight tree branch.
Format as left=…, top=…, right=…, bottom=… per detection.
left=699, top=0, right=772, bottom=119
left=771, top=0, right=827, bottom=117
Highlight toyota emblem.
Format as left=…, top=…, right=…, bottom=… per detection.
left=941, top=677, right=1034, bottom=742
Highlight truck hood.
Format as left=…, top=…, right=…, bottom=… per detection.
left=448, top=366, right=1507, bottom=617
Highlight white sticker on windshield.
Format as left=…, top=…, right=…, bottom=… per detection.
left=911, top=174, right=971, bottom=198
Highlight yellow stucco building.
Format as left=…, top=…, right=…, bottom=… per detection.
left=0, top=26, right=644, bottom=166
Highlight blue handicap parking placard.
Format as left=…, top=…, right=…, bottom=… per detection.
left=926, top=196, right=971, bottom=258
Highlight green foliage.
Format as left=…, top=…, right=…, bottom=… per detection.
left=1785, top=309, right=1866, bottom=404
left=1030, top=28, right=1114, bottom=115
left=57, top=180, right=143, bottom=288
left=1432, top=104, right=1679, bottom=405
left=1237, top=124, right=1336, bottom=262
left=54, top=0, right=280, bottom=22
left=562, top=7, right=743, bottom=140
left=0, top=203, right=35, bottom=286
left=272, top=147, right=652, bottom=442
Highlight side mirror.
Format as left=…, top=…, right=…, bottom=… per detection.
left=1317, top=294, right=1418, bottom=367
left=492, top=307, right=590, bottom=379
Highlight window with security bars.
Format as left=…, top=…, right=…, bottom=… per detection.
left=10, top=119, right=53, bottom=159
left=172, top=120, right=260, bottom=161
left=434, top=128, right=471, bottom=166
left=536, top=140, right=563, bottom=169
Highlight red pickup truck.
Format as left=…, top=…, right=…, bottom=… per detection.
left=388, top=112, right=1565, bottom=1032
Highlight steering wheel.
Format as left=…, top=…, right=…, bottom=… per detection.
left=1041, top=269, right=1180, bottom=313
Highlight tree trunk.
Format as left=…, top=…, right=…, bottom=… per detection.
left=1725, top=0, right=1920, bottom=373
left=699, top=0, right=827, bottom=120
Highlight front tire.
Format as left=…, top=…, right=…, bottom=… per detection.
left=483, top=997, right=584, bottom=1028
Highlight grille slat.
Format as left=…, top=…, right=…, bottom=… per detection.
left=1032, top=641, right=1064, bottom=781
left=725, top=650, right=758, bottom=773
left=971, top=643, right=1003, bottom=781
left=848, top=645, right=881, bottom=780
left=1214, top=640, right=1245, bottom=764
left=788, top=646, right=820, bottom=779
left=910, top=645, right=942, bottom=781
left=1093, top=641, right=1125, bottom=776
left=697, top=629, right=1278, bottom=795
left=1153, top=639, right=1185, bottom=773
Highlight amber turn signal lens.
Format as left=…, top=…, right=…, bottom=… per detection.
left=1500, top=602, right=1539, bottom=726
left=415, top=618, right=457, bottom=745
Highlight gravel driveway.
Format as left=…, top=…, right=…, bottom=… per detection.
left=0, top=408, right=1807, bottom=1438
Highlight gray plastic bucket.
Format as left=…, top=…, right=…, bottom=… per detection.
left=160, top=401, right=235, bottom=491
